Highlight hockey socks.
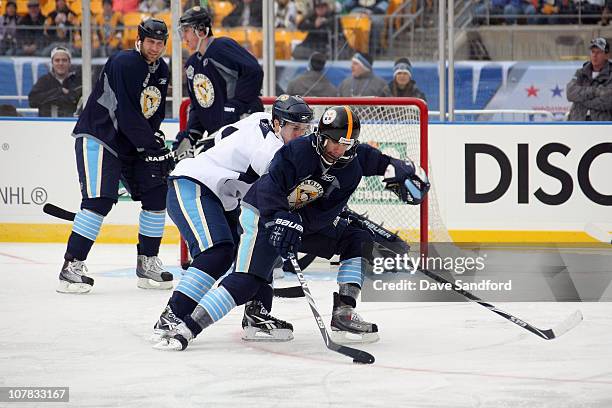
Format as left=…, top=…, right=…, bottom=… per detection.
left=138, top=210, right=165, bottom=256
left=184, top=286, right=237, bottom=336
left=172, top=267, right=217, bottom=317
left=65, top=209, right=104, bottom=260
left=337, top=257, right=364, bottom=287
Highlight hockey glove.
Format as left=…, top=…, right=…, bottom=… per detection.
left=383, top=158, right=430, bottom=205
left=266, top=211, right=303, bottom=258
left=139, top=147, right=175, bottom=182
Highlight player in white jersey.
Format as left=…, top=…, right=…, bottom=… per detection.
left=151, top=95, right=314, bottom=342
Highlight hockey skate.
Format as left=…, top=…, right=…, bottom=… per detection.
left=150, top=305, right=185, bottom=343
left=153, top=322, right=194, bottom=351
left=136, top=255, right=173, bottom=290
left=330, top=292, right=379, bottom=344
left=241, top=300, right=294, bottom=342
left=57, top=259, right=94, bottom=294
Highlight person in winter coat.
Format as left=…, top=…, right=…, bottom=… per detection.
left=567, top=37, right=612, bottom=121
left=337, top=52, right=386, bottom=97
left=286, top=52, right=337, bottom=96
left=382, top=57, right=426, bottom=101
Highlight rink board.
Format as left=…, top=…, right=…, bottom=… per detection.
left=0, top=119, right=610, bottom=243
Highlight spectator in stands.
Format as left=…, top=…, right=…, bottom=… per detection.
left=567, top=37, right=612, bottom=121
left=28, top=46, right=82, bottom=117
left=0, top=104, right=20, bottom=116
left=222, top=0, right=263, bottom=27
left=295, top=0, right=338, bottom=25
left=139, top=0, right=168, bottom=14
left=342, top=0, right=388, bottom=56
left=577, top=0, right=605, bottom=24
left=96, top=0, right=123, bottom=57
left=382, top=57, right=426, bottom=100
left=286, top=51, right=337, bottom=96
left=17, top=0, right=47, bottom=56
left=0, top=0, right=18, bottom=55
left=292, top=0, right=334, bottom=59
left=504, top=0, right=537, bottom=24
left=44, top=0, right=78, bottom=47
left=276, top=0, right=298, bottom=29
left=337, top=51, right=386, bottom=96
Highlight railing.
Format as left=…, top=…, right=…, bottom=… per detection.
left=431, top=109, right=558, bottom=122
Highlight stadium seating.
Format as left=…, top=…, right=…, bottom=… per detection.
left=209, top=0, right=234, bottom=27
left=341, top=14, right=371, bottom=54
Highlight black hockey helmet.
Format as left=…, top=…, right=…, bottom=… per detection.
left=179, top=6, right=213, bottom=37
left=272, top=94, right=314, bottom=126
left=138, top=18, right=168, bottom=43
left=316, top=105, right=360, bottom=167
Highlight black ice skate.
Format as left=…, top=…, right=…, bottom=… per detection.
left=241, top=300, right=294, bottom=342
left=150, top=305, right=185, bottom=343
left=57, top=259, right=94, bottom=294
left=330, top=292, right=379, bottom=344
left=136, top=255, right=173, bottom=290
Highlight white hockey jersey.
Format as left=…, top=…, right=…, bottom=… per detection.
left=171, top=112, right=283, bottom=211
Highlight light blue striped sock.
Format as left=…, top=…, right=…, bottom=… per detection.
left=139, top=210, right=165, bottom=237
left=337, top=257, right=364, bottom=286
left=72, top=209, right=104, bottom=241
left=197, top=286, right=237, bottom=322
left=175, top=267, right=217, bottom=303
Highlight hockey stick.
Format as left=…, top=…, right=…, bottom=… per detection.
left=43, top=203, right=76, bottom=221
left=415, top=266, right=583, bottom=340
left=287, top=253, right=375, bottom=364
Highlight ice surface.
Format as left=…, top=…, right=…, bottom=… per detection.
left=0, top=243, right=611, bottom=407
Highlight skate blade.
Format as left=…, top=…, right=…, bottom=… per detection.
left=241, top=327, right=294, bottom=342
left=149, top=329, right=169, bottom=343
left=152, top=338, right=184, bottom=351
left=56, top=280, right=92, bottom=294
left=330, top=330, right=379, bottom=345
left=137, top=278, right=173, bottom=290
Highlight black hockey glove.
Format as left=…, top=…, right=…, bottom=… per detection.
left=266, top=211, right=303, bottom=258
left=383, top=158, right=430, bottom=205
left=139, top=147, right=175, bottom=182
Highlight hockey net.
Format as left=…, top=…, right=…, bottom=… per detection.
left=179, top=97, right=450, bottom=267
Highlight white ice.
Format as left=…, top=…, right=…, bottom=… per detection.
left=0, top=243, right=611, bottom=408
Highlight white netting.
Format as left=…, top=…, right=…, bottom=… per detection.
left=264, top=98, right=451, bottom=244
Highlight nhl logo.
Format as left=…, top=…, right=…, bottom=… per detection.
left=140, top=86, right=162, bottom=119
left=193, top=73, right=215, bottom=108
left=322, top=109, right=337, bottom=124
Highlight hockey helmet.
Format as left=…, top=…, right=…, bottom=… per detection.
left=316, top=105, right=360, bottom=167
left=138, top=18, right=168, bottom=44
left=272, top=95, right=314, bottom=126
left=179, top=6, right=213, bottom=37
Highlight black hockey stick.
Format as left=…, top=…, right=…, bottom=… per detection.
left=43, top=203, right=76, bottom=221
left=287, top=253, right=375, bottom=364
left=415, top=267, right=583, bottom=340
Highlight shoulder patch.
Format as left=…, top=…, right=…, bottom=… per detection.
left=186, top=65, right=194, bottom=80
left=193, top=73, right=215, bottom=108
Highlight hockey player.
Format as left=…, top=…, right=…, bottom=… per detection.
left=57, top=18, right=174, bottom=294
left=155, top=105, right=430, bottom=351
left=172, top=6, right=264, bottom=159
left=152, top=95, right=314, bottom=342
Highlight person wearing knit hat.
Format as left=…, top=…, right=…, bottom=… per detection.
left=337, top=51, right=387, bottom=97
left=286, top=51, right=337, bottom=97
left=382, top=57, right=427, bottom=100
left=28, top=45, right=81, bottom=117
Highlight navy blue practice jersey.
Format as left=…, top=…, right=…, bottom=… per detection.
left=184, top=37, right=264, bottom=138
left=243, top=134, right=392, bottom=234
left=73, top=50, right=169, bottom=157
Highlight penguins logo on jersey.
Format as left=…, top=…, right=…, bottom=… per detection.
left=140, top=86, right=162, bottom=119
left=193, top=73, right=215, bottom=108
left=185, top=65, right=194, bottom=80
left=288, top=180, right=324, bottom=209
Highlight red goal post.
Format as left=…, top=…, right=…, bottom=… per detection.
left=179, top=96, right=443, bottom=268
